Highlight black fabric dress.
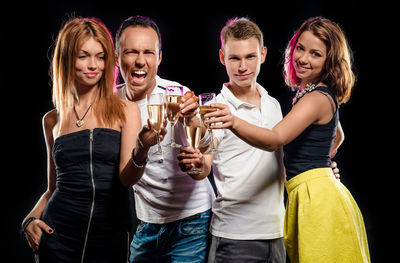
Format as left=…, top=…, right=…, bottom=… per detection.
left=37, top=128, right=131, bottom=263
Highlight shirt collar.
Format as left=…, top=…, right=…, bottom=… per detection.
left=220, top=83, right=269, bottom=110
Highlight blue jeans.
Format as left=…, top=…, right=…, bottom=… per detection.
left=130, top=210, right=211, bottom=263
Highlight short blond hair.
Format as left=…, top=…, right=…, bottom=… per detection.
left=220, top=17, right=264, bottom=50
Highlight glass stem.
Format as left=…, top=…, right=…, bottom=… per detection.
left=156, top=132, right=161, bottom=152
left=209, top=129, right=215, bottom=150
left=171, top=123, right=175, bottom=143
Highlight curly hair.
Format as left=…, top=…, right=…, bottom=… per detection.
left=283, top=17, right=355, bottom=104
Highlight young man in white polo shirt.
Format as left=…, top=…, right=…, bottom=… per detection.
left=115, top=16, right=215, bottom=262
left=178, top=18, right=286, bottom=262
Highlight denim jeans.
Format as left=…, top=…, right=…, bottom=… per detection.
left=130, top=209, right=211, bottom=263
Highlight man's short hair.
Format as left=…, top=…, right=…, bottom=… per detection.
left=115, top=15, right=162, bottom=55
left=220, top=17, right=264, bottom=50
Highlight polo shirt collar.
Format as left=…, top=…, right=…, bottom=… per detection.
left=220, top=83, right=269, bottom=110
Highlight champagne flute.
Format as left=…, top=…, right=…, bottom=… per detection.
left=147, top=93, right=166, bottom=155
left=184, top=117, right=202, bottom=174
left=165, top=86, right=183, bottom=148
left=199, top=92, right=220, bottom=154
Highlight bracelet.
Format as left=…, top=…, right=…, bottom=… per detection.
left=21, top=217, right=36, bottom=236
left=131, top=151, right=148, bottom=169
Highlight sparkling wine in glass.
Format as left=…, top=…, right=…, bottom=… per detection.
left=147, top=93, right=165, bottom=155
left=184, top=117, right=202, bottom=174
left=199, top=92, right=220, bottom=154
left=165, top=86, right=183, bottom=148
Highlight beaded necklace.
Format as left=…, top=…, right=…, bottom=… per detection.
left=292, top=82, right=318, bottom=105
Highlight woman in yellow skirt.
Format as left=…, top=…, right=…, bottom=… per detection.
left=206, top=17, right=370, bottom=262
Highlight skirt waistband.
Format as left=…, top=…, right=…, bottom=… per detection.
left=285, top=167, right=333, bottom=194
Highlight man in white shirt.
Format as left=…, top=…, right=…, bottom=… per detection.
left=178, top=18, right=286, bottom=262
left=115, top=16, right=215, bottom=263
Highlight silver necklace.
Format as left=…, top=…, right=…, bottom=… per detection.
left=292, top=83, right=318, bottom=105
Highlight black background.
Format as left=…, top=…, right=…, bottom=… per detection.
left=8, top=1, right=392, bottom=262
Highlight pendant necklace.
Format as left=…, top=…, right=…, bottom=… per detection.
left=74, top=103, right=93, bottom=127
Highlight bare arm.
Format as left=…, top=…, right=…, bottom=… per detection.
left=119, top=101, right=145, bottom=186
left=206, top=91, right=335, bottom=152
left=23, top=110, right=58, bottom=251
left=119, top=101, right=167, bottom=187
left=329, top=121, right=344, bottom=179
left=330, top=121, right=344, bottom=158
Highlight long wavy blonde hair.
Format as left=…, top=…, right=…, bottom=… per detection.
left=283, top=17, right=355, bottom=104
left=51, top=17, right=125, bottom=130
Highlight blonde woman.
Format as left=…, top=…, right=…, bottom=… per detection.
left=206, top=17, right=370, bottom=262
left=21, top=17, right=163, bottom=262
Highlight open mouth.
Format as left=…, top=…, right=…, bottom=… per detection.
left=130, top=70, right=147, bottom=84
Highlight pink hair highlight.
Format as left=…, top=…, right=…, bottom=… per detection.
left=283, top=30, right=300, bottom=89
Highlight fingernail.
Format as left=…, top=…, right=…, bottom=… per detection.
left=49, top=229, right=54, bottom=233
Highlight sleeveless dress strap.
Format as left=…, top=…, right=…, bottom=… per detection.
left=314, top=86, right=338, bottom=115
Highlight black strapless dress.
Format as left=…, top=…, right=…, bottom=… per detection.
left=38, top=128, right=131, bottom=263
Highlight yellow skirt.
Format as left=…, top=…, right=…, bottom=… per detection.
left=284, top=168, right=370, bottom=263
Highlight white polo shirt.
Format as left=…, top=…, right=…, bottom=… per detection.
left=210, top=83, right=285, bottom=240
left=117, top=75, right=215, bottom=224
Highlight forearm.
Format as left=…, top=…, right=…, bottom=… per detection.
left=230, top=116, right=283, bottom=152
left=24, top=190, right=52, bottom=221
left=119, top=140, right=149, bottom=187
left=333, top=121, right=344, bottom=149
